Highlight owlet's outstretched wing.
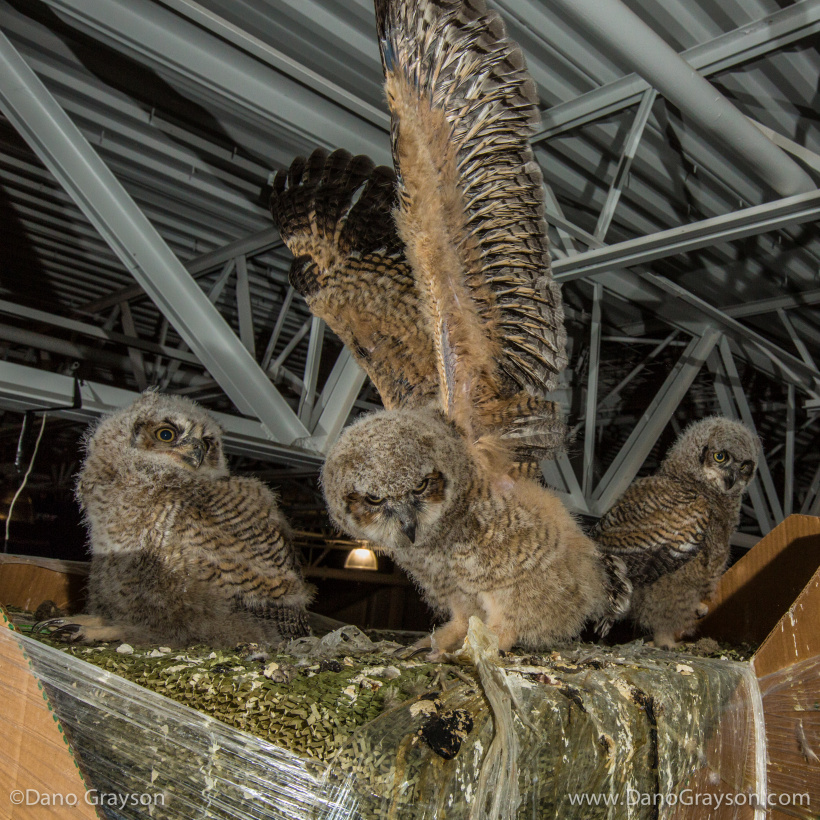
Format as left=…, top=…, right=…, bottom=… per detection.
left=376, top=0, right=567, bottom=440
left=592, top=477, right=712, bottom=586
left=270, top=148, right=439, bottom=411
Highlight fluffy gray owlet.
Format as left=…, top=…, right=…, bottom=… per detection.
left=324, top=410, right=630, bottom=657
left=271, top=0, right=631, bottom=658
left=592, top=417, right=760, bottom=648
left=68, top=391, right=312, bottom=647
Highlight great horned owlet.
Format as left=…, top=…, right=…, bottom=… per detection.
left=270, top=0, right=630, bottom=658
left=68, top=391, right=312, bottom=647
left=592, top=417, right=760, bottom=648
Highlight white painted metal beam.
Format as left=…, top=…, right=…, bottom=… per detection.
left=0, top=299, right=200, bottom=365
left=234, top=255, right=256, bottom=358
left=308, top=349, right=368, bottom=455
left=0, top=361, right=322, bottom=467
left=42, top=0, right=391, bottom=165
left=547, top=0, right=815, bottom=195
left=540, top=452, right=589, bottom=515
left=582, top=283, right=602, bottom=496
left=298, top=317, right=324, bottom=422
left=594, top=88, right=657, bottom=242
left=536, top=0, right=820, bottom=140
left=592, top=329, right=720, bottom=513
left=154, top=0, right=389, bottom=131
left=724, top=288, right=820, bottom=320
left=0, top=30, right=310, bottom=443
left=553, top=191, right=820, bottom=282
left=785, top=384, right=795, bottom=518
left=78, top=228, right=282, bottom=315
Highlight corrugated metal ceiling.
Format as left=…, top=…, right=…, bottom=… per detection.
left=0, top=0, right=818, bottom=523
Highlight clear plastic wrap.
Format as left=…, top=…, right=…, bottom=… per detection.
left=2, top=626, right=342, bottom=819
left=326, top=619, right=762, bottom=819
left=5, top=618, right=770, bottom=820
left=756, top=654, right=820, bottom=815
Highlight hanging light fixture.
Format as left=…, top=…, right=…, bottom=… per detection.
left=344, top=541, right=378, bottom=571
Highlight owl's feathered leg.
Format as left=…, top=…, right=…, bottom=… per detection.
left=34, top=613, right=114, bottom=633
left=477, top=594, right=518, bottom=653
left=648, top=632, right=678, bottom=650
left=427, top=608, right=473, bottom=660
left=649, top=600, right=708, bottom=649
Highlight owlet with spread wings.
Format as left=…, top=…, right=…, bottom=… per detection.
left=60, top=391, right=313, bottom=648
left=592, top=417, right=759, bottom=648
left=270, top=0, right=630, bottom=656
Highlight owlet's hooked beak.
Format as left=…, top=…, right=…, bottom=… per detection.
left=178, top=436, right=206, bottom=469
left=397, top=508, right=417, bottom=544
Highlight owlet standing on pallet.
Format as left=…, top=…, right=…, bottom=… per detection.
left=592, top=417, right=759, bottom=648
left=270, top=0, right=630, bottom=657
left=63, top=391, right=312, bottom=647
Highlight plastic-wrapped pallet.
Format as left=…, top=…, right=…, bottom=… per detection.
left=4, top=618, right=766, bottom=820
left=326, top=618, right=764, bottom=820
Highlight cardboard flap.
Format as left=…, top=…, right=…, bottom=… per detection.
left=0, top=611, right=99, bottom=819
left=699, top=515, right=820, bottom=649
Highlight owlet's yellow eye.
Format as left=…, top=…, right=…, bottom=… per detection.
left=155, top=427, right=176, bottom=443
left=365, top=493, right=385, bottom=506
left=713, top=451, right=727, bottom=464
left=413, top=478, right=429, bottom=494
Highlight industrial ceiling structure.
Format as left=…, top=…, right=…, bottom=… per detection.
left=1, top=0, right=819, bottom=551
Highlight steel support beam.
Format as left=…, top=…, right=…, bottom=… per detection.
left=119, top=301, right=148, bottom=391
left=298, top=317, right=324, bottom=422
left=800, top=461, right=820, bottom=516
left=592, top=329, right=720, bottom=514
left=0, top=323, right=207, bottom=384
left=77, top=229, right=281, bottom=315
left=545, top=192, right=820, bottom=393
left=261, top=286, right=297, bottom=372
left=308, top=348, right=368, bottom=455
left=0, top=361, right=322, bottom=467
left=553, top=191, right=820, bottom=282
left=43, top=0, right=391, bottom=165
left=0, top=299, right=200, bottom=365
left=268, top=320, right=311, bottom=379
left=707, top=349, right=774, bottom=533
left=643, top=276, right=820, bottom=396
left=717, top=336, right=785, bottom=523
left=594, top=89, right=657, bottom=242
left=582, top=283, right=602, bottom=495
left=724, top=288, right=820, bottom=320
left=234, top=254, right=256, bottom=358
left=778, top=309, right=817, bottom=370
left=598, top=332, right=679, bottom=413
left=540, top=452, right=589, bottom=514
left=784, top=384, right=795, bottom=518
left=535, top=0, right=820, bottom=140
left=0, top=31, right=311, bottom=444
left=154, top=0, right=389, bottom=131
left=544, top=0, right=815, bottom=194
